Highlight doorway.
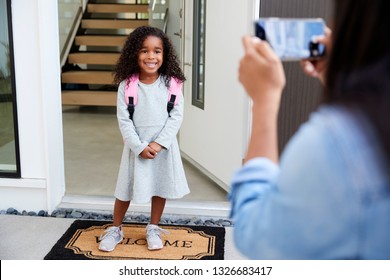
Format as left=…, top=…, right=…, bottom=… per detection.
left=60, top=0, right=228, bottom=207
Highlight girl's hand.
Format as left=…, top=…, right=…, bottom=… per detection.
left=239, top=36, right=285, bottom=109
left=300, top=27, right=332, bottom=85
left=148, top=142, right=162, bottom=153
left=140, top=146, right=157, bottom=159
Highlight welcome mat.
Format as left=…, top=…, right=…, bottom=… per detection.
left=44, top=220, right=225, bottom=260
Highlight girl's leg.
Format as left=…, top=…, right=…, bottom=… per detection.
left=150, top=196, right=166, bottom=224
left=146, top=196, right=167, bottom=250
left=113, top=198, right=130, bottom=226
left=99, top=198, right=129, bottom=252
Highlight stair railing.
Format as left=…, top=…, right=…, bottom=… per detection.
left=58, top=0, right=86, bottom=67
left=148, top=0, right=169, bottom=33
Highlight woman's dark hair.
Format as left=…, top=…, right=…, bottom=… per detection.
left=114, top=26, right=185, bottom=87
left=325, top=0, right=390, bottom=160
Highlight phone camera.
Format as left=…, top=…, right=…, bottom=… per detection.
left=255, top=24, right=266, bottom=40
left=309, top=41, right=320, bottom=57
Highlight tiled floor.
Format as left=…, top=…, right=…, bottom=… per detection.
left=62, top=106, right=228, bottom=201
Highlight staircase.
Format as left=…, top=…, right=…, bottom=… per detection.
left=61, top=1, right=149, bottom=106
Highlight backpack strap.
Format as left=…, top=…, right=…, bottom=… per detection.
left=125, top=74, right=139, bottom=120
left=167, top=77, right=182, bottom=117
left=125, top=75, right=182, bottom=119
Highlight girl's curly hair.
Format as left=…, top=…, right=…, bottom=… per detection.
left=114, top=26, right=185, bottom=87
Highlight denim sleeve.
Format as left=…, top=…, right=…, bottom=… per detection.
left=229, top=158, right=279, bottom=219
left=229, top=112, right=361, bottom=259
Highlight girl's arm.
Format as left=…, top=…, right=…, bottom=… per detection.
left=153, top=90, right=184, bottom=150
left=117, top=81, right=148, bottom=155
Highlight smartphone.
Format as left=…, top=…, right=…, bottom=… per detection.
left=255, top=18, right=326, bottom=61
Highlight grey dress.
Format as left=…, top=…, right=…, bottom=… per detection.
left=114, top=76, right=190, bottom=203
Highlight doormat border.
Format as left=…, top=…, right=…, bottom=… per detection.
left=44, top=220, right=225, bottom=260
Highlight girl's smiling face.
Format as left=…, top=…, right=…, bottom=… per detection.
left=138, top=35, right=164, bottom=79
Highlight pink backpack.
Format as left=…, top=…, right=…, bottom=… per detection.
left=125, top=74, right=182, bottom=120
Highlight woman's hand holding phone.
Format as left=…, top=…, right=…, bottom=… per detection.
left=300, top=27, right=332, bottom=85
left=239, top=36, right=285, bottom=109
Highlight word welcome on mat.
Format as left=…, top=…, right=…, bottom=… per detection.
left=45, top=220, right=225, bottom=260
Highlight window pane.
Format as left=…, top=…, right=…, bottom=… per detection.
left=0, top=0, right=20, bottom=177
left=192, top=0, right=206, bottom=109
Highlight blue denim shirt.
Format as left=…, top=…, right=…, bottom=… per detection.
left=229, top=106, right=390, bottom=259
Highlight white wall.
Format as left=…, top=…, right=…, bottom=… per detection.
left=180, top=0, right=257, bottom=190
left=0, top=0, right=64, bottom=212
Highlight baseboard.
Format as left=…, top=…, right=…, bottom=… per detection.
left=58, top=194, right=230, bottom=218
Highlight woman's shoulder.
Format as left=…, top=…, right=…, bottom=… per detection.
left=304, top=105, right=378, bottom=154
left=282, top=105, right=388, bottom=191
left=293, top=105, right=367, bottom=143
left=279, top=106, right=344, bottom=172
left=285, top=105, right=376, bottom=155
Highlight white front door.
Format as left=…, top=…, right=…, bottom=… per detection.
left=180, top=0, right=258, bottom=191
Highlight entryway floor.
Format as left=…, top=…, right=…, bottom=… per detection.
left=62, top=106, right=228, bottom=201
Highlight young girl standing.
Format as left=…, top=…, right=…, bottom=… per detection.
left=99, top=26, right=190, bottom=252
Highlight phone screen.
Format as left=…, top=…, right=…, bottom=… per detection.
left=255, top=18, right=326, bottom=61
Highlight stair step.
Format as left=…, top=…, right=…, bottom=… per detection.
left=87, top=3, right=148, bottom=13
left=82, top=19, right=148, bottom=29
left=68, top=52, right=120, bottom=65
left=75, top=35, right=127, bottom=47
left=62, top=90, right=117, bottom=106
left=62, top=71, right=114, bottom=85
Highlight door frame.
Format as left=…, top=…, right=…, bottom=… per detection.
left=179, top=0, right=259, bottom=192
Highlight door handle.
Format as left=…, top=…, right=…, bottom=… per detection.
left=174, top=30, right=182, bottom=38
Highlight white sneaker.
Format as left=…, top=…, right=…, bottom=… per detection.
left=98, top=225, right=124, bottom=252
left=146, top=224, right=169, bottom=250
